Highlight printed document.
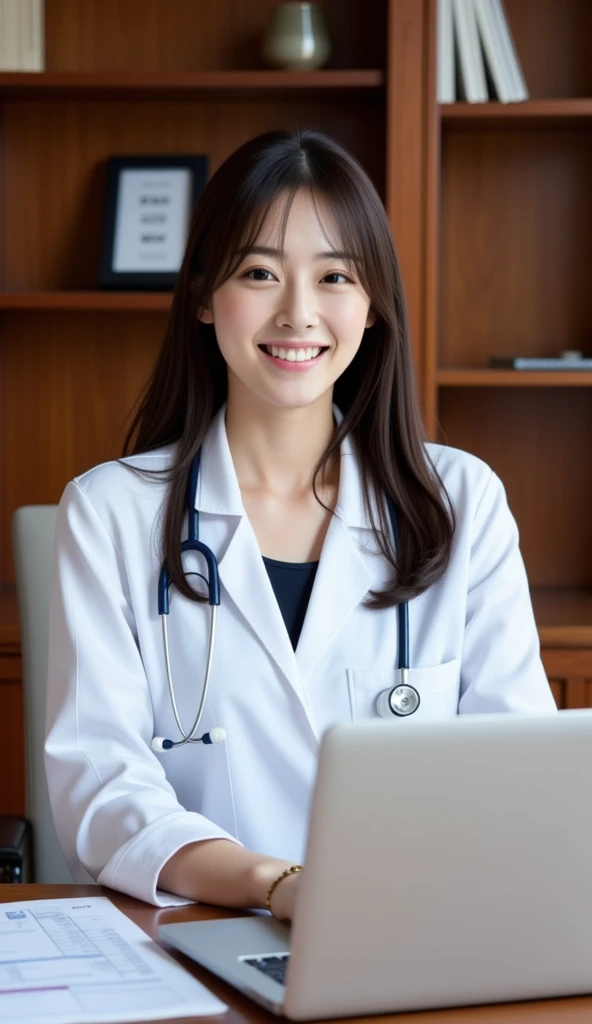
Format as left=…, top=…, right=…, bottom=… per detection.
left=0, top=895, right=226, bottom=1022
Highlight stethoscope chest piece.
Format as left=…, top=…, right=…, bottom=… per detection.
left=376, top=682, right=420, bottom=718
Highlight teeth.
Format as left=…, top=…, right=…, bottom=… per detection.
left=268, top=346, right=322, bottom=362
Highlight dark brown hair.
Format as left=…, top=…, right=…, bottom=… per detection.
left=123, top=128, right=455, bottom=607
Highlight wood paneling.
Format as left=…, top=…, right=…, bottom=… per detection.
left=543, top=646, right=592, bottom=710
left=0, top=312, right=166, bottom=583
left=438, top=387, right=592, bottom=587
left=0, top=669, right=25, bottom=817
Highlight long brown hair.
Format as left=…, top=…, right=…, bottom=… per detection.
left=123, top=129, right=455, bottom=608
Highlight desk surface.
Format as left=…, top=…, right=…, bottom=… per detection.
left=2, top=884, right=592, bottom=1024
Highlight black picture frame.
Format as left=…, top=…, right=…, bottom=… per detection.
left=98, top=155, right=208, bottom=290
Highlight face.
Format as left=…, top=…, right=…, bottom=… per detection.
left=198, top=189, right=375, bottom=414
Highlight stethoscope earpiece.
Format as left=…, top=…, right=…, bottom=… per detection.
left=152, top=728, right=226, bottom=753
left=151, top=737, right=174, bottom=752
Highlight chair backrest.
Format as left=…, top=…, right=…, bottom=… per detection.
left=12, top=505, right=73, bottom=882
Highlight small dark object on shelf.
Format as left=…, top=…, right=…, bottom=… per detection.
left=0, top=817, right=31, bottom=883
left=490, top=350, right=592, bottom=370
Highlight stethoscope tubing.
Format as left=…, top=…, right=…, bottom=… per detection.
left=155, top=449, right=415, bottom=750
left=386, top=493, right=410, bottom=675
left=161, top=604, right=218, bottom=743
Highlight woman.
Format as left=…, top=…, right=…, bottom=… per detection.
left=45, top=129, right=555, bottom=922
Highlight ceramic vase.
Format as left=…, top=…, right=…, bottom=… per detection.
left=262, top=2, right=331, bottom=71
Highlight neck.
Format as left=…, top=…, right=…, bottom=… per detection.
left=225, top=391, right=338, bottom=497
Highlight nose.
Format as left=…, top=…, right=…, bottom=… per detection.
left=275, top=278, right=320, bottom=332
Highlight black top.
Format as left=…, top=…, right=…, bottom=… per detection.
left=263, top=557, right=319, bottom=650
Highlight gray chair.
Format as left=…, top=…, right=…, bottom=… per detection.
left=12, top=505, right=73, bottom=882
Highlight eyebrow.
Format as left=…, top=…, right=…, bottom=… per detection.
left=238, top=245, right=360, bottom=263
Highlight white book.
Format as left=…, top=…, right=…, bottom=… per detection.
left=21, top=0, right=44, bottom=71
left=452, top=0, right=488, bottom=102
left=0, top=0, right=43, bottom=70
left=0, top=0, right=20, bottom=70
left=474, top=0, right=516, bottom=101
left=490, top=0, right=529, bottom=100
left=32, top=0, right=44, bottom=70
left=14, top=0, right=26, bottom=68
left=437, top=0, right=455, bottom=103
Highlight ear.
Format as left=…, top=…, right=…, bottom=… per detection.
left=197, top=307, right=214, bottom=324
left=365, top=307, right=376, bottom=329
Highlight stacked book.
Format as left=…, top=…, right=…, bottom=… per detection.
left=0, top=0, right=44, bottom=71
left=438, top=0, right=528, bottom=104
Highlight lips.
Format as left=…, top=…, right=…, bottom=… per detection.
left=260, top=344, right=327, bottom=363
left=258, top=343, right=329, bottom=372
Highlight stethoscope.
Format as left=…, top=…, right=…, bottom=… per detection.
left=151, top=449, right=419, bottom=752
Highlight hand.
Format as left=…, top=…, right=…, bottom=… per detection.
left=268, top=869, right=302, bottom=923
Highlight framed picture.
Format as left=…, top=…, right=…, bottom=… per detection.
left=99, top=155, right=208, bottom=290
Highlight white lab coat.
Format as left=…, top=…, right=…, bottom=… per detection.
left=45, top=406, right=555, bottom=906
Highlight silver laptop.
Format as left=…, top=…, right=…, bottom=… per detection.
left=159, top=710, right=592, bottom=1019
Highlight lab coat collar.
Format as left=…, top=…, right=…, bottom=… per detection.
left=197, top=403, right=378, bottom=532
left=196, top=405, right=244, bottom=517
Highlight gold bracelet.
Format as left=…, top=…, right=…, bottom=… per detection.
left=265, top=864, right=303, bottom=916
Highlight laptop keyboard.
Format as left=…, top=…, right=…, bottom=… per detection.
left=242, top=953, right=291, bottom=985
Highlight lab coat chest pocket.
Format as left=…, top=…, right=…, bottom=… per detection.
left=347, top=659, right=461, bottom=722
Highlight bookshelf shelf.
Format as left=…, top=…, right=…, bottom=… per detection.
left=440, top=99, right=592, bottom=126
left=0, top=291, right=172, bottom=311
left=0, top=70, right=385, bottom=100
left=436, top=369, right=592, bottom=388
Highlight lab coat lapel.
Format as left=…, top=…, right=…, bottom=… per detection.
left=197, top=407, right=302, bottom=694
left=217, top=516, right=299, bottom=690
left=295, top=443, right=379, bottom=680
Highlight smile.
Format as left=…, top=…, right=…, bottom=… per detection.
left=258, top=344, right=329, bottom=371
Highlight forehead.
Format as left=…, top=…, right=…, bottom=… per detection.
left=254, top=189, right=342, bottom=250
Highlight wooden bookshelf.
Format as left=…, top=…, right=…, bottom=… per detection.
left=425, top=0, right=592, bottom=710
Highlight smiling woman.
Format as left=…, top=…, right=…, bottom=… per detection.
left=45, top=129, right=555, bottom=920
left=125, top=129, right=450, bottom=604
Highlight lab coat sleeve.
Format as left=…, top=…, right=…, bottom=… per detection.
left=45, top=480, right=242, bottom=907
left=458, top=470, right=556, bottom=713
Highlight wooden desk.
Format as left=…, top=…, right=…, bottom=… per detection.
left=2, top=885, right=592, bottom=1024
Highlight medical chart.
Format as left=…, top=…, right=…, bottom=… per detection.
left=0, top=896, right=226, bottom=1022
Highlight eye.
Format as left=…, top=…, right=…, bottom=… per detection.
left=323, top=272, right=353, bottom=285
left=242, top=267, right=276, bottom=282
